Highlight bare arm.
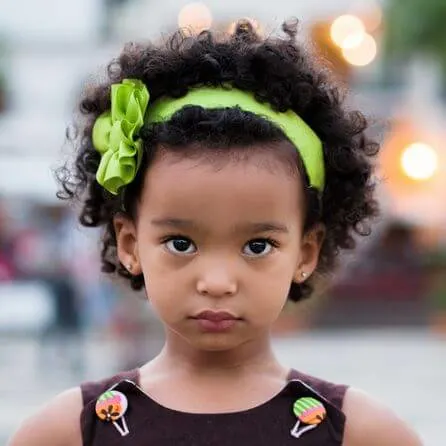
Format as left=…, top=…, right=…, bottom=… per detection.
left=343, top=388, right=423, bottom=446
left=7, top=387, right=83, bottom=446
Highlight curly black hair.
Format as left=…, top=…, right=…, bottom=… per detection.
left=57, top=19, right=380, bottom=302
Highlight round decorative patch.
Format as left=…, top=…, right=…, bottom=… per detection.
left=95, top=390, right=128, bottom=422
left=293, top=397, right=327, bottom=425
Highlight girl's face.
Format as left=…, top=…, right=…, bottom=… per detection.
left=115, top=147, right=323, bottom=352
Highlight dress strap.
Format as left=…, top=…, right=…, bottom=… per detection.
left=81, top=368, right=139, bottom=406
left=287, top=368, right=348, bottom=410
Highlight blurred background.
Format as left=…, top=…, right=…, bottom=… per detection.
left=0, top=0, right=445, bottom=444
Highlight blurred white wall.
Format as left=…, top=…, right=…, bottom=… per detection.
left=0, top=0, right=106, bottom=201
left=0, top=0, right=102, bottom=43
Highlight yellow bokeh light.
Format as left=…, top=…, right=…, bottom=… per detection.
left=330, top=15, right=366, bottom=48
left=342, top=33, right=377, bottom=66
left=341, top=33, right=365, bottom=49
left=401, top=142, right=438, bottom=181
left=178, top=2, right=212, bottom=34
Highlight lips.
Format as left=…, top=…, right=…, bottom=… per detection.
left=192, top=310, right=241, bottom=333
left=193, top=310, right=239, bottom=322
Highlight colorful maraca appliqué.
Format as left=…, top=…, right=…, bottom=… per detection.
left=96, top=390, right=130, bottom=436
left=290, top=397, right=326, bottom=439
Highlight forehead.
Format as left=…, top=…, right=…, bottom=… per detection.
left=138, top=152, right=304, bottom=229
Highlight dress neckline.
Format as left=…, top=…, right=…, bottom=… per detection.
left=115, top=367, right=300, bottom=417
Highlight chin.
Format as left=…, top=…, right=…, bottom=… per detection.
left=188, top=335, right=243, bottom=352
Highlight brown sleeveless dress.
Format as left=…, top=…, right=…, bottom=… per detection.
left=80, top=369, right=348, bottom=445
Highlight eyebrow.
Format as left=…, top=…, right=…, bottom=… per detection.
left=150, top=218, right=289, bottom=234
left=151, top=218, right=197, bottom=229
left=240, top=222, right=289, bottom=234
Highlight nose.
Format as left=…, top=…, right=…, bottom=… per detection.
left=196, top=262, right=238, bottom=297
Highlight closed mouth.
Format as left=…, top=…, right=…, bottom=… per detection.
left=192, top=310, right=241, bottom=322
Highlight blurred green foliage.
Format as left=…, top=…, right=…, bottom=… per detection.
left=0, top=37, right=8, bottom=111
left=384, top=0, right=446, bottom=82
left=424, top=249, right=446, bottom=310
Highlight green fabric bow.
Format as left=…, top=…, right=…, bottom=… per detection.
left=92, top=79, right=150, bottom=195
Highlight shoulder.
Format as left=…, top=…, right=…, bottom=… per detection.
left=80, top=368, right=139, bottom=406
left=7, top=387, right=83, bottom=446
left=8, top=369, right=139, bottom=446
left=289, top=369, right=347, bottom=410
left=342, top=387, right=423, bottom=446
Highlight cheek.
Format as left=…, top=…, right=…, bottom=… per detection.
left=136, top=243, right=171, bottom=295
left=139, top=248, right=195, bottom=317
left=143, top=268, right=183, bottom=309
left=248, top=275, right=290, bottom=318
left=144, top=281, right=183, bottom=325
left=257, top=248, right=300, bottom=288
left=242, top=256, right=296, bottom=319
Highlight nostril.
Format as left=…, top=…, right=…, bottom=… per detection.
left=196, top=279, right=237, bottom=297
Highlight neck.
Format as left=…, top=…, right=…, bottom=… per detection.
left=153, top=330, right=284, bottom=379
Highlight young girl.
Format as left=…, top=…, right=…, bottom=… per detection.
left=10, top=20, right=422, bottom=446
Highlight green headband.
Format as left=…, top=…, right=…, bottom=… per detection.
left=92, top=78, right=324, bottom=195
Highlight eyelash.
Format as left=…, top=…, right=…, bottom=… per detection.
left=259, top=238, right=280, bottom=248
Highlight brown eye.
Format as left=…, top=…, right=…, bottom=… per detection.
left=165, top=237, right=196, bottom=255
left=242, top=239, right=274, bottom=257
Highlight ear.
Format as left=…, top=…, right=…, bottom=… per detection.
left=293, top=223, right=325, bottom=283
left=113, top=214, right=142, bottom=275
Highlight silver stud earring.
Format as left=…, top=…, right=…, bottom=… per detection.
left=126, top=264, right=133, bottom=272
left=301, top=271, right=308, bottom=279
